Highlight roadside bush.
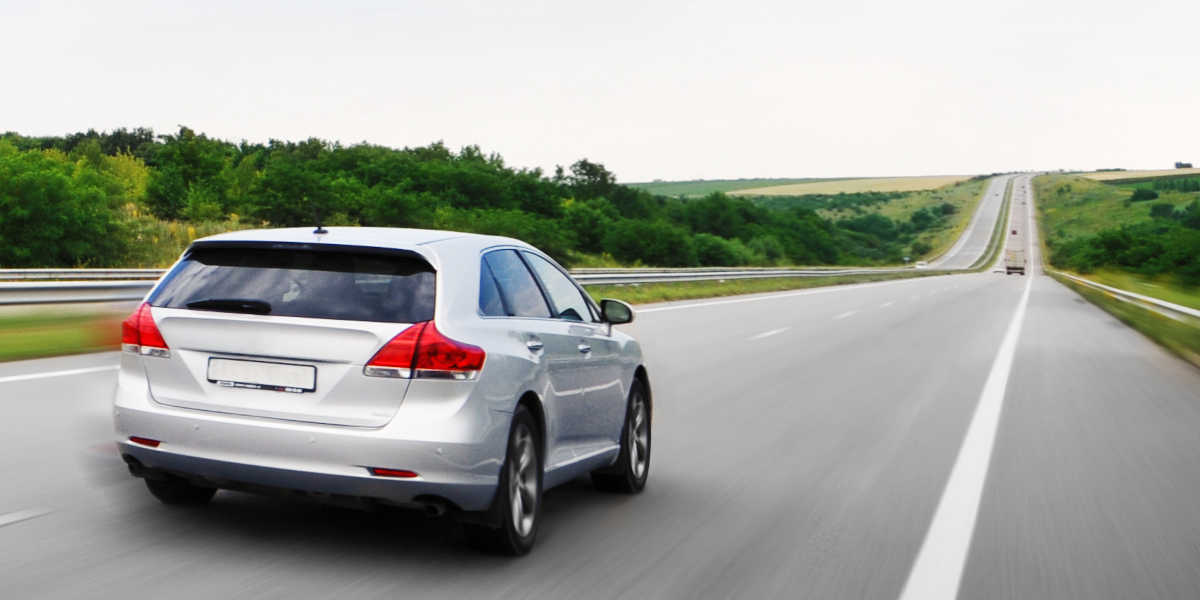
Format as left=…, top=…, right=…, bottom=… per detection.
left=603, top=220, right=697, bottom=266
left=693, top=233, right=763, bottom=266
left=1129, top=188, right=1159, bottom=202
left=1150, top=203, right=1175, bottom=219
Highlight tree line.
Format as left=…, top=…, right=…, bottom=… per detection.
left=2, top=126, right=947, bottom=268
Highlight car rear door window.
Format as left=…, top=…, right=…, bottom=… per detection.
left=483, top=250, right=551, bottom=318
left=149, top=245, right=435, bottom=323
left=522, top=252, right=594, bottom=322
left=478, top=261, right=507, bottom=317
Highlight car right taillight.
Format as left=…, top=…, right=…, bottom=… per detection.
left=364, top=321, right=485, bottom=381
left=121, top=302, right=171, bottom=358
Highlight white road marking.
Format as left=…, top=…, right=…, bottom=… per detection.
left=833, top=310, right=857, bottom=320
left=898, top=265, right=1033, bottom=600
left=637, top=276, right=950, bottom=314
left=0, top=508, right=53, bottom=528
left=748, top=327, right=789, bottom=341
left=0, top=365, right=117, bottom=385
left=880, top=301, right=895, bottom=308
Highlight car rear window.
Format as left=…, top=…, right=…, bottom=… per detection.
left=149, top=245, right=435, bottom=323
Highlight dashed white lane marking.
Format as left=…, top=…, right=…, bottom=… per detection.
left=638, top=276, right=949, bottom=314
left=0, top=508, right=53, bottom=529
left=898, top=273, right=1033, bottom=600
left=833, top=310, right=857, bottom=320
left=0, top=365, right=117, bottom=385
left=880, top=301, right=895, bottom=308
left=748, top=327, right=789, bottom=341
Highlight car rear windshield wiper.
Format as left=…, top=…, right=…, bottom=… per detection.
left=185, top=298, right=272, bottom=315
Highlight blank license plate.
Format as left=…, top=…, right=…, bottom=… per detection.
left=207, top=358, right=316, bottom=393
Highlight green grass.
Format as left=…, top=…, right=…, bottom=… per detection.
left=1068, top=269, right=1200, bottom=312
left=585, top=270, right=946, bottom=305
left=0, top=312, right=121, bottom=362
left=1048, top=272, right=1200, bottom=369
left=624, top=178, right=844, bottom=198
left=1035, top=174, right=1198, bottom=243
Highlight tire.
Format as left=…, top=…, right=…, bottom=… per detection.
left=144, top=475, right=217, bottom=505
left=465, top=405, right=542, bottom=555
left=592, top=379, right=651, bottom=493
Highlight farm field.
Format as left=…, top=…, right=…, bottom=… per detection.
left=1078, top=167, right=1200, bottom=182
left=624, top=177, right=845, bottom=197
left=730, top=174, right=972, bottom=196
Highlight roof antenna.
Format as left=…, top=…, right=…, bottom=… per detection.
left=313, top=203, right=328, bottom=235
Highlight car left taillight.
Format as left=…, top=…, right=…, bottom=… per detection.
left=121, top=302, right=171, bottom=358
left=364, top=321, right=485, bottom=380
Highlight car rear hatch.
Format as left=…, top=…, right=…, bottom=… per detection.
left=140, top=242, right=436, bottom=427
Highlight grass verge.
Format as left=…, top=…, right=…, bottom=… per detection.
left=585, top=270, right=947, bottom=305
left=1047, top=272, right=1200, bottom=368
left=0, top=312, right=122, bottom=362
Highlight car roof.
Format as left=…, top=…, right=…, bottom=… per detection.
left=193, top=226, right=528, bottom=253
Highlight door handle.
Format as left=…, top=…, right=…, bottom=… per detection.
left=526, top=338, right=544, bottom=352
left=577, top=343, right=592, bottom=354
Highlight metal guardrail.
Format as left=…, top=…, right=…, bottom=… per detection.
left=0, top=266, right=919, bottom=306
left=1054, top=272, right=1200, bottom=323
left=0, top=268, right=164, bottom=281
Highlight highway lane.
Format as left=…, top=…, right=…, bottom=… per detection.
left=1, top=176, right=1199, bottom=598
left=932, top=175, right=1012, bottom=269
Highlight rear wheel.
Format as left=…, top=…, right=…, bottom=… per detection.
left=144, top=475, right=217, bottom=505
left=592, top=380, right=651, bottom=493
left=466, top=405, right=542, bottom=555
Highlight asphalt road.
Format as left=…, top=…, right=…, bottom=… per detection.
left=932, top=175, right=1012, bottom=269
left=1, top=175, right=1198, bottom=599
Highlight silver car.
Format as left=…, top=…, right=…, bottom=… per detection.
left=113, top=227, right=652, bottom=555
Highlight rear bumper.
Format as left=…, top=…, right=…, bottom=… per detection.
left=112, top=360, right=510, bottom=511
left=120, top=443, right=495, bottom=511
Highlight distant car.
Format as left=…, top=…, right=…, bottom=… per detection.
left=114, top=227, right=652, bottom=555
left=915, top=261, right=929, bottom=269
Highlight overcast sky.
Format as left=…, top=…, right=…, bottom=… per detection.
left=2, top=0, right=1197, bottom=182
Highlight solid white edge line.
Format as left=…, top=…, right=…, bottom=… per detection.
left=0, top=508, right=53, bottom=528
left=898, top=178, right=1034, bottom=600
left=0, top=365, right=118, bottom=385
left=637, top=276, right=946, bottom=314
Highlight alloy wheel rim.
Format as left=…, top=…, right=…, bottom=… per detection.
left=509, top=426, right=537, bottom=537
left=629, top=393, right=649, bottom=479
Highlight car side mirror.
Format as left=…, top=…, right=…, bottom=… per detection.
left=600, top=299, right=634, bottom=325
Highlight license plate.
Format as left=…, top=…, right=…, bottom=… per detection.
left=206, top=358, right=316, bottom=393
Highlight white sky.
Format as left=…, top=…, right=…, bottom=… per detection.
left=2, top=0, right=1197, bottom=182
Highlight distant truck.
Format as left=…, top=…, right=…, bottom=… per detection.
left=1005, top=249, right=1026, bottom=275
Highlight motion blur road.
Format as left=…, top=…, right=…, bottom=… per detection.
left=1, top=176, right=1198, bottom=599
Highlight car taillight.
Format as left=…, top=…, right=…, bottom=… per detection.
left=121, top=302, right=171, bottom=358
left=364, top=321, right=485, bottom=380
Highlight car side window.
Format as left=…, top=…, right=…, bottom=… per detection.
left=482, top=250, right=551, bottom=318
left=522, top=252, right=594, bottom=322
left=478, top=260, right=506, bottom=317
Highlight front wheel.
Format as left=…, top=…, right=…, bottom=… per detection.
left=592, top=380, right=651, bottom=493
left=466, top=405, right=542, bottom=555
